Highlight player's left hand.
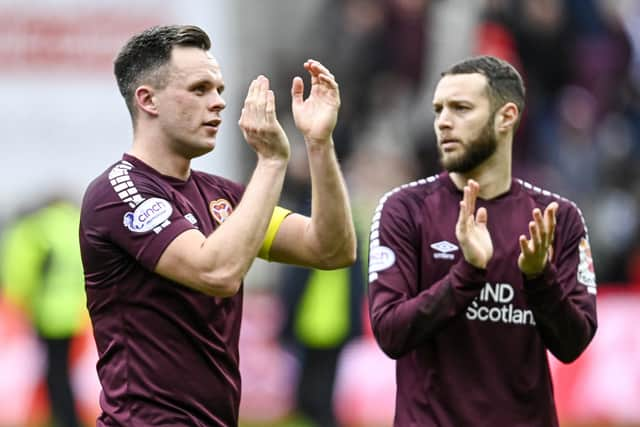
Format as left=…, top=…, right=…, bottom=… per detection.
left=518, top=202, right=558, bottom=278
left=291, top=59, right=340, bottom=144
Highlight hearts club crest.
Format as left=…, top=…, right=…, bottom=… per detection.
left=209, top=199, right=233, bottom=224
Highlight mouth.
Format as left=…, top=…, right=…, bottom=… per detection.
left=203, top=119, right=222, bottom=131
left=439, top=138, right=461, bottom=151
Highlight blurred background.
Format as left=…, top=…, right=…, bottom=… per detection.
left=1, top=0, right=639, bottom=426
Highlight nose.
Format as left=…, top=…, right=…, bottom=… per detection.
left=209, top=92, right=226, bottom=112
left=435, top=108, right=452, bottom=131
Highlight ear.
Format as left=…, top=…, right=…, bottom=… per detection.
left=134, top=85, right=159, bottom=117
left=495, top=102, right=519, bottom=133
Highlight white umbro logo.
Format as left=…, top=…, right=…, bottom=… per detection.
left=431, top=241, right=458, bottom=253
left=430, top=240, right=458, bottom=260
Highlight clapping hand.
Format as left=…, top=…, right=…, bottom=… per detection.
left=291, top=59, right=340, bottom=144
left=518, top=202, right=558, bottom=278
left=238, top=75, right=290, bottom=162
left=455, top=180, right=494, bottom=269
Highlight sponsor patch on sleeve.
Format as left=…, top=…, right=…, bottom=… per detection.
left=369, top=245, right=396, bottom=273
left=123, top=198, right=173, bottom=233
left=577, top=237, right=597, bottom=292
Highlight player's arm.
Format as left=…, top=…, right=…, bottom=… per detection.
left=266, top=145, right=355, bottom=269
left=155, top=76, right=290, bottom=297
left=368, top=180, right=491, bottom=359
left=521, top=203, right=597, bottom=363
left=266, top=60, right=356, bottom=269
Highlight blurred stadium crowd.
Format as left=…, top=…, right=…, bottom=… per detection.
left=258, top=0, right=640, bottom=286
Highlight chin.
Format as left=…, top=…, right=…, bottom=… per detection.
left=184, top=143, right=215, bottom=159
left=199, top=145, right=216, bottom=157
left=440, top=154, right=462, bottom=170
left=201, top=138, right=217, bottom=152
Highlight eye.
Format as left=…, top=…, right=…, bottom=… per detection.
left=193, top=85, right=206, bottom=96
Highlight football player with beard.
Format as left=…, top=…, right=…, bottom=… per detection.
left=367, top=55, right=597, bottom=427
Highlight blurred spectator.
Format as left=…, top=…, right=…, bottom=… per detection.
left=279, top=261, right=364, bottom=427
left=476, top=0, right=638, bottom=283
left=278, top=169, right=365, bottom=427
left=0, top=196, right=86, bottom=427
left=269, top=0, right=430, bottom=165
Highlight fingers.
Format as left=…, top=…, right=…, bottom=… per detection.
left=239, top=75, right=279, bottom=130
left=304, top=59, right=339, bottom=88
left=518, top=234, right=532, bottom=256
left=476, top=207, right=488, bottom=226
left=255, top=77, right=268, bottom=126
left=520, top=202, right=559, bottom=257
left=291, top=76, right=304, bottom=107
left=544, top=202, right=558, bottom=244
left=457, top=200, right=468, bottom=234
left=464, top=179, right=479, bottom=215
left=457, top=180, right=480, bottom=233
left=239, top=78, right=258, bottom=126
left=304, top=59, right=334, bottom=76
left=529, top=218, right=542, bottom=248
left=530, top=202, right=558, bottom=248
left=249, top=76, right=260, bottom=97
left=265, top=89, right=275, bottom=124
left=524, top=208, right=545, bottom=256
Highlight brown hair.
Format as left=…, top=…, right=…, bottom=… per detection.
left=114, top=25, right=211, bottom=120
left=442, top=55, right=525, bottom=125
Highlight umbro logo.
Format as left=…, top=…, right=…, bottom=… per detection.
left=430, top=240, right=458, bottom=260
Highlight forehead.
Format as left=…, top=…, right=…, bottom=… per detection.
left=169, top=45, right=223, bottom=82
left=433, top=73, right=489, bottom=104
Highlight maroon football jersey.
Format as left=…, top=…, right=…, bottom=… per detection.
left=368, top=172, right=597, bottom=427
left=80, top=154, right=245, bottom=426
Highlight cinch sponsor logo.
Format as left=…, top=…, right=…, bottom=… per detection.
left=123, top=198, right=173, bottom=233
left=369, top=246, right=396, bottom=273
left=465, top=282, right=536, bottom=326
left=138, top=200, right=165, bottom=221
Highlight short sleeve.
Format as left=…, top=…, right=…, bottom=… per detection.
left=80, top=171, right=195, bottom=272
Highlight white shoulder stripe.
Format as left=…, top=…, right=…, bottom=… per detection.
left=108, top=160, right=145, bottom=208
left=367, top=175, right=439, bottom=281
left=515, top=179, right=589, bottom=235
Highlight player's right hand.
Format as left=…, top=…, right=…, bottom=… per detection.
left=238, top=75, right=290, bottom=162
left=455, top=179, right=494, bottom=269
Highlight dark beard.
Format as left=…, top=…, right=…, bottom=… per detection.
left=440, top=119, right=497, bottom=173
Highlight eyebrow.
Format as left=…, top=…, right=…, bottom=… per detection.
left=187, top=77, right=225, bottom=92
left=432, top=99, right=473, bottom=109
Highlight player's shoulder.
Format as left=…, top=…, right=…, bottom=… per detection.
left=515, top=178, right=577, bottom=209
left=376, top=173, right=446, bottom=211
left=83, top=158, right=155, bottom=210
left=514, top=178, right=587, bottom=227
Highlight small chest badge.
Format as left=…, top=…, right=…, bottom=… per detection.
left=209, top=199, right=233, bottom=224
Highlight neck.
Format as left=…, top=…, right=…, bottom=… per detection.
left=129, top=127, right=191, bottom=181
left=449, top=142, right=512, bottom=199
